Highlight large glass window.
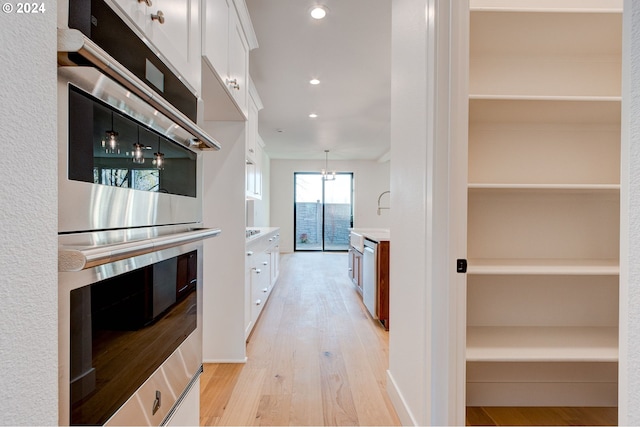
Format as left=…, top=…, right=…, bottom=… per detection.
left=294, top=172, right=353, bottom=251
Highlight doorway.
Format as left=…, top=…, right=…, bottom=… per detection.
left=294, top=172, right=353, bottom=251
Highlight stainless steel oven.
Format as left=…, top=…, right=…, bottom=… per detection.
left=57, top=4, right=221, bottom=424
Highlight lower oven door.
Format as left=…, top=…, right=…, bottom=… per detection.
left=58, top=232, right=208, bottom=426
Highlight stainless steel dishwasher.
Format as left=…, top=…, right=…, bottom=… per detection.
left=363, top=238, right=378, bottom=319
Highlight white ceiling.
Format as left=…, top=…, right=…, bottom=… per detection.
left=245, top=0, right=391, bottom=161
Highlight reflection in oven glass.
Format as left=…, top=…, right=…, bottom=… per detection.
left=68, top=85, right=197, bottom=198
left=69, top=251, right=197, bottom=425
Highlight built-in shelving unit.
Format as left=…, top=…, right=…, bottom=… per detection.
left=466, top=0, right=622, bottom=408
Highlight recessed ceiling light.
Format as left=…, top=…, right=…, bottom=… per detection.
left=310, top=79, right=320, bottom=85
left=309, top=113, right=318, bottom=118
left=310, top=6, right=327, bottom=19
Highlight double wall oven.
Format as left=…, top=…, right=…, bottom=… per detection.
left=57, top=1, right=220, bottom=425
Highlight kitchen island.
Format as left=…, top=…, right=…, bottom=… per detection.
left=349, top=228, right=390, bottom=330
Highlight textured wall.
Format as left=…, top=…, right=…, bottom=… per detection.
left=0, top=3, right=58, bottom=425
left=621, top=0, right=640, bottom=423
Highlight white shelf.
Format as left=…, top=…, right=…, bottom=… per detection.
left=470, top=0, right=622, bottom=13
left=470, top=94, right=621, bottom=102
left=466, top=326, right=618, bottom=362
left=467, top=258, right=619, bottom=276
left=469, top=184, right=620, bottom=192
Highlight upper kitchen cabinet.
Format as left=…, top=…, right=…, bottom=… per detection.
left=246, top=78, right=263, bottom=199
left=202, top=0, right=258, bottom=121
left=109, top=0, right=201, bottom=94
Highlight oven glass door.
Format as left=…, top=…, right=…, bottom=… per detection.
left=69, top=251, right=197, bottom=425
left=68, top=84, right=197, bottom=198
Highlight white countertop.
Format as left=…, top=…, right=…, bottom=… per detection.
left=246, top=227, right=280, bottom=243
left=350, top=228, right=390, bottom=242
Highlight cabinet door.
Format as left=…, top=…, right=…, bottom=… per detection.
left=144, top=0, right=201, bottom=92
left=246, top=99, right=258, bottom=163
left=227, top=7, right=249, bottom=116
left=111, top=0, right=147, bottom=29
left=202, top=0, right=230, bottom=82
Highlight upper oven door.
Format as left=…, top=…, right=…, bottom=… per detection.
left=58, top=66, right=204, bottom=233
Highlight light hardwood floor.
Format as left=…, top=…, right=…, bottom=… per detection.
left=200, top=252, right=401, bottom=426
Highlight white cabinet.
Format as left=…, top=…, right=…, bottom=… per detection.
left=246, top=137, right=264, bottom=199
left=245, top=229, right=280, bottom=338
left=108, top=0, right=201, bottom=93
left=202, top=0, right=257, bottom=120
left=466, top=0, right=621, bottom=408
left=246, top=80, right=264, bottom=199
left=202, top=0, right=230, bottom=82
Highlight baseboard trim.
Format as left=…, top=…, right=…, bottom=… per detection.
left=386, top=369, right=419, bottom=426
left=202, top=357, right=248, bottom=364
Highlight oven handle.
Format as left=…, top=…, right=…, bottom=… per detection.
left=57, top=28, right=221, bottom=152
left=59, top=228, right=221, bottom=272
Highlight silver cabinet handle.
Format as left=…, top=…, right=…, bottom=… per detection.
left=152, top=390, right=161, bottom=415
left=138, top=0, right=152, bottom=5
left=246, top=251, right=254, bottom=256
left=262, top=288, right=268, bottom=293
left=151, top=10, right=165, bottom=24
left=254, top=268, right=261, bottom=274
left=262, top=261, right=268, bottom=266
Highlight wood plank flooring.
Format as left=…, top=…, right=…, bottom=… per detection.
left=199, top=252, right=618, bottom=426
left=466, top=406, right=617, bottom=426
left=200, top=252, right=401, bottom=426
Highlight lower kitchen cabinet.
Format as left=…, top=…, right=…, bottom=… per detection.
left=375, top=241, right=390, bottom=330
left=245, top=228, right=280, bottom=338
left=348, top=247, right=363, bottom=293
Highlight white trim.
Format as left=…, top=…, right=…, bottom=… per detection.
left=202, top=357, right=248, bottom=364
left=386, top=370, right=419, bottom=426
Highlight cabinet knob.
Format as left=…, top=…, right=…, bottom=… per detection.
left=249, top=148, right=254, bottom=153
left=151, top=10, right=165, bottom=24
left=268, top=238, right=274, bottom=242
left=254, top=268, right=261, bottom=274
left=262, top=288, right=268, bottom=293
left=255, top=299, right=262, bottom=306
left=262, top=261, right=268, bottom=266
left=226, top=78, right=240, bottom=90
left=246, top=251, right=254, bottom=257
left=138, top=0, right=152, bottom=6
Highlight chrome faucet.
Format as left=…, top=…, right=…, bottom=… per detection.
left=377, top=190, right=390, bottom=215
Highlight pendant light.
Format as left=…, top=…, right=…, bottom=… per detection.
left=102, top=112, right=119, bottom=154
left=132, top=127, right=145, bottom=164
left=321, top=149, right=335, bottom=181
left=152, top=137, right=165, bottom=170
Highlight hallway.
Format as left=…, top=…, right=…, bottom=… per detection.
left=200, top=252, right=400, bottom=426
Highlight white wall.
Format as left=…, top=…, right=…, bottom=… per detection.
left=387, top=0, right=465, bottom=425
left=620, top=0, right=640, bottom=423
left=201, top=121, right=248, bottom=362
left=269, top=159, right=390, bottom=253
left=0, top=4, right=58, bottom=425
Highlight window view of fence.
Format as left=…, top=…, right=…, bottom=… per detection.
left=294, top=173, right=353, bottom=251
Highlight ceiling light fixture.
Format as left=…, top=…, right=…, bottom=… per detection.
left=309, top=113, right=318, bottom=118
left=321, top=150, right=336, bottom=181
left=310, top=5, right=327, bottom=19
left=102, top=112, right=119, bottom=154
left=152, top=137, right=165, bottom=170
left=132, top=127, right=145, bottom=164
left=310, top=78, right=320, bottom=85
